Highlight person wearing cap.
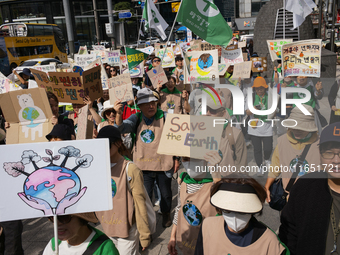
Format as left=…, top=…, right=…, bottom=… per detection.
left=278, top=122, right=340, bottom=255
left=157, top=76, right=190, bottom=114
left=264, top=105, right=321, bottom=202
left=246, top=76, right=275, bottom=175
left=12, top=68, right=34, bottom=89
left=96, top=126, right=152, bottom=254
left=46, top=124, right=75, bottom=141
left=195, top=178, right=287, bottom=254
left=42, top=213, right=118, bottom=255
left=97, top=100, right=116, bottom=132
left=168, top=158, right=216, bottom=255
left=97, top=89, right=110, bottom=118
left=114, top=87, right=175, bottom=228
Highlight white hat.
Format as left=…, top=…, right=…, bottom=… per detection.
left=101, top=100, right=115, bottom=119
left=284, top=104, right=318, bottom=132
left=137, top=88, right=158, bottom=106
left=210, top=183, right=263, bottom=214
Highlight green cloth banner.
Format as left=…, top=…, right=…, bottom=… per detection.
left=126, top=47, right=149, bottom=71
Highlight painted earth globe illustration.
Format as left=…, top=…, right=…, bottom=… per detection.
left=111, top=179, right=117, bottom=198
left=290, top=158, right=309, bottom=177
left=183, top=203, right=203, bottom=226
left=198, top=54, right=213, bottom=70
left=140, top=129, right=155, bottom=144
left=24, top=166, right=81, bottom=208
left=23, top=107, right=40, bottom=127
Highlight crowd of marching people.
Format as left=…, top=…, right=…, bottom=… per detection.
left=2, top=45, right=340, bottom=255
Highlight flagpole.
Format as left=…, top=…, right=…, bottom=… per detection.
left=283, top=0, right=285, bottom=39
left=161, top=0, right=183, bottom=61
left=137, top=18, right=144, bottom=48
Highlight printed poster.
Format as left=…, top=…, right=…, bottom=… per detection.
left=109, top=73, right=134, bottom=104
left=282, top=39, right=322, bottom=78
left=267, top=39, right=293, bottom=61
left=0, top=139, right=112, bottom=221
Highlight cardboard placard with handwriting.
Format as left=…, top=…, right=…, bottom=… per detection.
left=233, top=61, right=252, bottom=79
left=147, top=65, right=168, bottom=88
left=109, top=73, right=134, bottom=104
left=0, top=88, right=53, bottom=144
left=76, top=104, right=94, bottom=140
left=238, top=41, right=247, bottom=49
left=251, top=57, right=267, bottom=72
left=157, top=114, right=224, bottom=159
left=106, top=50, right=120, bottom=66
left=221, top=48, right=244, bottom=67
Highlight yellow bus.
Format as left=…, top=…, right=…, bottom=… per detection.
left=0, top=23, right=67, bottom=75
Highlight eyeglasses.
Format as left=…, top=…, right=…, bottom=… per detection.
left=48, top=215, right=73, bottom=224
left=321, top=151, right=340, bottom=159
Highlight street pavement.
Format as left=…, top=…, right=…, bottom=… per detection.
left=21, top=71, right=338, bottom=254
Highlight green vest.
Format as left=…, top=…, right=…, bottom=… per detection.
left=254, top=93, right=268, bottom=122
left=293, top=85, right=316, bottom=109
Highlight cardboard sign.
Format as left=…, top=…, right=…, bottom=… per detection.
left=106, top=50, right=120, bottom=66
left=221, top=48, right=244, bottom=66
left=147, top=65, right=168, bottom=88
left=243, top=53, right=248, bottom=61
left=233, top=61, right=253, bottom=79
left=0, top=72, right=20, bottom=94
left=218, top=64, right=228, bottom=76
left=0, top=139, right=112, bottom=221
left=238, top=41, right=247, bottom=49
left=200, top=43, right=222, bottom=57
left=225, top=45, right=238, bottom=50
left=74, top=54, right=97, bottom=69
left=130, top=62, right=144, bottom=78
left=84, top=59, right=109, bottom=90
left=282, top=39, right=322, bottom=78
left=78, top=46, right=88, bottom=55
left=157, top=114, right=224, bottom=159
left=187, top=49, right=219, bottom=84
left=156, top=47, right=176, bottom=68
left=109, top=73, right=134, bottom=103
left=267, top=39, right=293, bottom=61
left=76, top=105, right=94, bottom=140
left=251, top=57, right=267, bottom=72
left=32, top=66, right=103, bottom=104
left=120, top=55, right=129, bottom=74
left=0, top=88, right=53, bottom=144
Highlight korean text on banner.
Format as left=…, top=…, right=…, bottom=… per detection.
left=106, top=50, right=120, bottom=66
left=126, top=47, right=149, bottom=70
left=282, top=39, right=322, bottom=78
left=0, top=139, right=112, bottom=221
left=147, top=65, right=168, bottom=88
left=157, top=114, right=224, bottom=159
left=221, top=48, right=244, bottom=66
left=109, top=73, right=134, bottom=104
left=186, top=49, right=219, bottom=84
left=267, top=39, right=293, bottom=61
left=233, top=61, right=253, bottom=79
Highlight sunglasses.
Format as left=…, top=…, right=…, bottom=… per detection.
left=105, top=109, right=116, bottom=115
left=153, top=59, right=161, bottom=63
left=110, top=69, right=116, bottom=72
left=48, top=215, right=73, bottom=224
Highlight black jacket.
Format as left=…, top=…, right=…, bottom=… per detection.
left=279, top=172, right=332, bottom=255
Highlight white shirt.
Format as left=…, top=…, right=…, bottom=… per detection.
left=42, top=229, right=96, bottom=255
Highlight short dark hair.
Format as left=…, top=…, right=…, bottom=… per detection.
left=152, top=56, right=161, bottom=62
left=175, top=56, right=183, bottom=62
left=46, top=91, right=59, bottom=104
left=319, top=141, right=340, bottom=153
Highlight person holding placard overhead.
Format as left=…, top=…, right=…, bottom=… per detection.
left=96, top=126, right=152, bottom=255
left=157, top=76, right=190, bottom=114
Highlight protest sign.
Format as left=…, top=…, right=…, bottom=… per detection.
left=130, top=62, right=144, bottom=78
left=76, top=104, right=94, bottom=140
left=225, top=45, right=238, bottom=50
left=109, top=73, right=134, bottom=103
left=147, top=65, right=168, bottom=88
left=0, top=88, right=53, bottom=144
left=186, top=49, right=219, bottom=84
left=120, top=55, right=129, bottom=74
left=78, top=46, right=88, bottom=55
left=221, top=48, right=244, bottom=67
left=84, top=59, right=109, bottom=90
left=92, top=45, right=106, bottom=51
left=0, top=72, right=20, bottom=94
left=157, top=114, right=224, bottom=159
left=190, top=40, right=202, bottom=51
left=233, top=61, right=252, bottom=79
left=31, top=64, right=56, bottom=73
left=138, top=46, right=154, bottom=55
left=0, top=139, right=112, bottom=221
left=238, top=41, right=247, bottom=48
left=243, top=53, right=248, bottom=61
left=267, top=39, right=293, bottom=61
left=156, top=47, right=176, bottom=68
left=173, top=45, right=181, bottom=55
left=200, top=43, right=222, bottom=57
left=218, top=63, right=228, bottom=76
left=106, top=50, right=120, bottom=66
left=32, top=66, right=103, bottom=104
left=282, top=39, right=322, bottom=78
left=251, top=57, right=267, bottom=72
left=91, top=50, right=107, bottom=63
left=74, top=54, right=97, bottom=69
left=28, top=80, right=38, bottom=89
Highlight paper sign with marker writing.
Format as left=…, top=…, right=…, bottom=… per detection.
left=109, top=73, right=134, bottom=104
left=91, top=50, right=107, bottom=63
left=157, top=114, right=224, bottom=159
left=267, top=39, right=293, bottom=61
left=0, top=72, right=20, bottom=94
left=74, top=54, right=97, bottom=69
left=130, top=62, right=144, bottom=78
left=31, top=64, right=56, bottom=73
left=147, top=65, right=168, bottom=88
left=92, top=45, right=106, bottom=51
left=221, top=48, right=244, bottom=66
left=218, top=64, right=228, bottom=76
left=238, top=41, right=247, bottom=48
left=106, top=50, right=120, bottom=66
left=78, top=46, right=88, bottom=55
left=233, top=61, right=252, bottom=79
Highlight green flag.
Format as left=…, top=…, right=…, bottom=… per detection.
left=177, top=0, right=233, bottom=47
left=125, top=47, right=149, bottom=70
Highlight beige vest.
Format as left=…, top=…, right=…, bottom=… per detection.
left=278, top=134, right=320, bottom=190
left=176, top=181, right=216, bottom=255
left=95, top=157, right=134, bottom=238
left=217, top=88, right=233, bottom=110
left=160, top=91, right=183, bottom=114
left=202, top=216, right=285, bottom=254
left=133, top=117, right=173, bottom=171
left=97, top=120, right=111, bottom=132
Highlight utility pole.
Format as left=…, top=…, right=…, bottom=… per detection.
left=107, top=0, right=116, bottom=49
left=93, top=0, right=101, bottom=44
left=62, top=0, right=75, bottom=57
left=331, top=0, right=337, bottom=52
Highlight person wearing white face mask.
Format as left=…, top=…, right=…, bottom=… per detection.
left=194, top=177, right=289, bottom=255
left=167, top=157, right=217, bottom=255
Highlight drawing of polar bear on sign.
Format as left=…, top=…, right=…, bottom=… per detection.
left=17, top=93, right=46, bottom=140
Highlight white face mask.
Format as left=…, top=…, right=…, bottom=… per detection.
left=222, top=211, right=252, bottom=233
left=182, top=159, right=209, bottom=179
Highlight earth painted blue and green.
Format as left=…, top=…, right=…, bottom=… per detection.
left=22, top=107, right=40, bottom=128
left=140, top=129, right=155, bottom=144
left=111, top=179, right=117, bottom=198
left=182, top=202, right=203, bottom=226
left=198, top=54, right=213, bottom=70
left=166, top=100, right=175, bottom=110
left=290, top=158, right=309, bottom=177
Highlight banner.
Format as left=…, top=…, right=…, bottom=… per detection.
left=221, top=48, right=244, bottom=67
left=109, top=73, right=134, bottom=103
left=126, top=47, right=149, bottom=70
left=0, top=139, right=112, bottom=221
left=282, top=39, right=321, bottom=77
left=147, top=65, right=168, bottom=88
left=187, top=49, right=219, bottom=83
left=0, top=72, right=20, bottom=94
left=31, top=64, right=57, bottom=73
left=267, top=39, right=293, bottom=61
left=120, top=55, right=129, bottom=74
left=233, top=61, right=253, bottom=79
left=74, top=54, right=97, bottom=69
left=130, top=62, right=144, bottom=78
left=156, top=47, right=176, bottom=68
left=106, top=50, right=120, bottom=66
left=157, top=114, right=224, bottom=159
left=251, top=57, right=267, bottom=72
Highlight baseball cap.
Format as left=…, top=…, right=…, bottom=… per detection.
left=96, top=125, right=121, bottom=144
left=319, top=122, right=340, bottom=145
left=136, top=88, right=158, bottom=105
